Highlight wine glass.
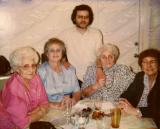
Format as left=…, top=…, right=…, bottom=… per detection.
left=64, top=101, right=72, bottom=125
left=70, top=112, right=89, bottom=129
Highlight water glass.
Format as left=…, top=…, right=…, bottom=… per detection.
left=70, top=112, right=89, bottom=129
left=64, top=102, right=72, bottom=124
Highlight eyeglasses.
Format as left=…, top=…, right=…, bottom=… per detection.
left=19, top=64, right=37, bottom=70
left=101, top=55, right=114, bottom=61
left=77, top=15, right=89, bottom=20
left=48, top=49, right=62, bottom=53
left=142, top=60, right=158, bottom=65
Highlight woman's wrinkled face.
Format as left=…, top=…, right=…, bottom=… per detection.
left=47, top=44, right=62, bottom=63
left=141, top=57, right=159, bottom=76
left=100, top=50, right=115, bottom=68
left=17, top=58, right=37, bottom=81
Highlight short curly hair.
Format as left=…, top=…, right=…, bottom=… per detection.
left=9, top=46, right=39, bottom=71
left=96, top=43, right=120, bottom=63
left=71, top=4, right=94, bottom=25
left=138, top=48, right=160, bottom=67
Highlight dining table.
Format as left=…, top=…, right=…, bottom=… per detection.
left=31, top=99, right=158, bottom=129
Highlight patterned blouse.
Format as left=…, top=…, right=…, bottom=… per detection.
left=82, top=64, right=135, bottom=101
left=137, top=74, right=156, bottom=107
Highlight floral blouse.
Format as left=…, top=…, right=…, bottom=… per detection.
left=82, top=64, right=135, bottom=101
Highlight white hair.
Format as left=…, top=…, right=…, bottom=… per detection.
left=96, top=43, right=120, bottom=62
left=9, top=46, right=39, bottom=71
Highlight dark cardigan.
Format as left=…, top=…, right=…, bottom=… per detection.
left=121, top=71, right=160, bottom=128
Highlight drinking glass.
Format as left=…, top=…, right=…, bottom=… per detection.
left=111, top=108, right=121, bottom=128
left=64, top=101, right=72, bottom=125
left=70, top=112, right=89, bottom=129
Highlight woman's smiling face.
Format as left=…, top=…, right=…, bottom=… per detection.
left=17, top=58, right=37, bottom=81
left=47, top=44, right=63, bottom=63
left=141, top=56, right=159, bottom=76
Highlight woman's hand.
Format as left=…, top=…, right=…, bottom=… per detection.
left=71, top=98, right=77, bottom=105
left=96, top=78, right=105, bottom=88
left=95, top=68, right=106, bottom=88
left=27, top=107, right=41, bottom=115
left=39, top=104, right=48, bottom=114
left=118, top=98, right=140, bottom=116
left=28, top=104, right=48, bottom=122
left=96, top=67, right=105, bottom=82
left=49, top=102, right=64, bottom=109
left=61, top=96, right=73, bottom=108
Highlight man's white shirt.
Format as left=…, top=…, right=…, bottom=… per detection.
left=58, top=26, right=103, bottom=81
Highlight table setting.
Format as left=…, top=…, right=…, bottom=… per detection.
left=30, top=99, right=157, bottom=129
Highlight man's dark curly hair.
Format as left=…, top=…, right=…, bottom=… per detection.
left=71, top=4, right=94, bottom=25
left=138, top=48, right=160, bottom=68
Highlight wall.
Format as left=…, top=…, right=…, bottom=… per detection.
left=0, top=0, right=159, bottom=72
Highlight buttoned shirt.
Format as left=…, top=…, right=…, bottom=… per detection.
left=38, top=62, right=80, bottom=102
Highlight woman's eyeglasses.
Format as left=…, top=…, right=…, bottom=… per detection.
left=142, top=60, right=158, bottom=65
left=19, top=64, right=37, bottom=70
left=48, top=49, right=62, bottom=53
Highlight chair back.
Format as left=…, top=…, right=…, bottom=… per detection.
left=0, top=56, right=11, bottom=76
left=0, top=76, right=10, bottom=91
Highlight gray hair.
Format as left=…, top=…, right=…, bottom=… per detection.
left=9, top=46, right=39, bottom=71
left=96, top=43, right=120, bottom=62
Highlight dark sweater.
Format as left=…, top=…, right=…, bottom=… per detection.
left=121, top=71, right=160, bottom=128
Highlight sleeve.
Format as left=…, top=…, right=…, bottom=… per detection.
left=69, top=67, right=80, bottom=93
left=37, top=75, right=49, bottom=105
left=121, top=65, right=135, bottom=91
left=81, top=65, right=96, bottom=89
left=3, top=90, right=30, bottom=129
left=37, top=65, right=46, bottom=85
left=120, top=74, right=140, bottom=107
left=95, top=30, right=103, bottom=50
left=139, top=107, right=152, bottom=117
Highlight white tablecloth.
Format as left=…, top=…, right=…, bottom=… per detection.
left=39, top=99, right=157, bottom=129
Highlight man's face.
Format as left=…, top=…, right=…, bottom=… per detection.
left=74, top=10, right=90, bottom=29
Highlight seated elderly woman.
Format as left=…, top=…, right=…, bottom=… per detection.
left=38, top=38, right=81, bottom=109
left=81, top=43, right=135, bottom=101
left=0, top=47, right=48, bottom=129
left=119, top=48, right=160, bottom=128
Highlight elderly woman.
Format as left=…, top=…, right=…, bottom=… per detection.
left=38, top=38, right=81, bottom=109
left=0, top=47, right=48, bottom=129
left=119, top=48, right=160, bottom=128
left=82, top=43, right=135, bottom=101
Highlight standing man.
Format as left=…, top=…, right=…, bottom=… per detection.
left=58, top=4, right=103, bottom=81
